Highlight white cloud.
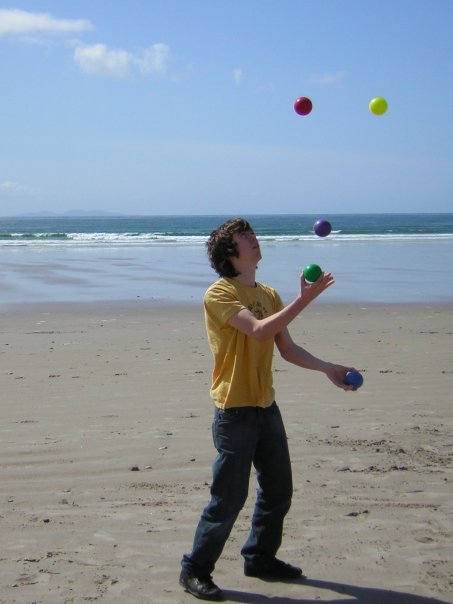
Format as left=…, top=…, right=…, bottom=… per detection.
left=74, top=41, right=189, bottom=80
left=0, top=180, right=31, bottom=195
left=233, top=68, right=244, bottom=85
left=0, top=8, right=93, bottom=36
left=0, top=9, right=187, bottom=82
left=137, top=43, right=191, bottom=81
left=74, top=43, right=133, bottom=78
left=308, top=70, right=348, bottom=86
left=138, top=43, right=170, bottom=74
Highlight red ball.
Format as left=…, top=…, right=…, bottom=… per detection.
left=294, top=96, right=313, bottom=116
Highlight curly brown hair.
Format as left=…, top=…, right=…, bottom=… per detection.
left=206, top=217, right=253, bottom=277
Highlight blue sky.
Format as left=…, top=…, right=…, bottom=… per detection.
left=1, top=0, right=452, bottom=216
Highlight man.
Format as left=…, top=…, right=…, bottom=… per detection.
left=180, top=218, right=356, bottom=601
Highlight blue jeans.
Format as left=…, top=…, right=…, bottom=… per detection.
left=181, top=401, right=293, bottom=577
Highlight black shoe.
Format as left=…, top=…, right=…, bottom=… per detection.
left=179, top=570, right=224, bottom=601
left=244, top=557, right=305, bottom=581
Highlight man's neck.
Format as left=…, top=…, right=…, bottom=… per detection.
left=232, top=266, right=256, bottom=287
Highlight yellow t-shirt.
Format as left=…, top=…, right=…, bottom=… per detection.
left=204, top=277, right=284, bottom=409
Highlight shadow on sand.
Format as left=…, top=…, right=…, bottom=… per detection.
left=222, top=578, right=451, bottom=604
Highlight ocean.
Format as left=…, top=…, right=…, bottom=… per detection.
left=1, top=213, right=453, bottom=306
left=1, top=213, right=453, bottom=245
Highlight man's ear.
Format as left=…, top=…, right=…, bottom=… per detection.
left=226, top=245, right=237, bottom=257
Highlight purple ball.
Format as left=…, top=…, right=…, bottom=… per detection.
left=313, top=219, right=332, bottom=238
left=345, top=371, right=364, bottom=390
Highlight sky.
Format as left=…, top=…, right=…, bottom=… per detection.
left=1, top=0, right=452, bottom=216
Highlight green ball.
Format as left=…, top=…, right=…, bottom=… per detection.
left=369, top=96, right=388, bottom=115
left=303, top=263, right=322, bottom=283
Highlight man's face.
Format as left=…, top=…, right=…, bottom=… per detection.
left=232, top=229, right=262, bottom=264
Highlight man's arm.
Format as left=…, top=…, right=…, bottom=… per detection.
left=275, top=327, right=356, bottom=391
left=228, top=272, right=334, bottom=341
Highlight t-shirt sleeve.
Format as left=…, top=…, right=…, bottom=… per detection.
left=273, top=289, right=284, bottom=313
left=204, top=284, right=244, bottom=327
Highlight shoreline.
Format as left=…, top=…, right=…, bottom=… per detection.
left=3, top=297, right=453, bottom=314
left=1, top=302, right=452, bottom=602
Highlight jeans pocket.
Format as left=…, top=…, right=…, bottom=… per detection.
left=212, top=407, right=249, bottom=452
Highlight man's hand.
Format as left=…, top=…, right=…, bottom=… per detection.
left=300, top=271, right=335, bottom=302
left=324, top=362, right=358, bottom=391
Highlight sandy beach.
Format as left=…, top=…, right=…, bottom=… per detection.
left=1, top=301, right=452, bottom=603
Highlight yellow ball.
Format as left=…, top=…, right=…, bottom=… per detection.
left=369, top=97, right=388, bottom=115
